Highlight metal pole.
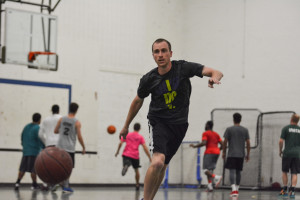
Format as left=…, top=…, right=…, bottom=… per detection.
left=41, top=17, right=46, bottom=51
left=257, top=114, right=263, bottom=188
left=48, top=0, right=51, bottom=14
left=0, top=2, right=3, bottom=63
left=163, top=166, right=169, bottom=188
left=51, top=0, right=61, bottom=12
left=40, top=0, right=44, bottom=13
left=6, top=0, right=50, bottom=9
left=47, top=19, right=51, bottom=52
left=196, top=147, right=201, bottom=186
left=181, top=144, right=183, bottom=187
left=29, top=14, right=33, bottom=52
left=0, top=1, right=2, bottom=47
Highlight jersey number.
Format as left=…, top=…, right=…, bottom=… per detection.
left=64, top=127, right=70, bottom=135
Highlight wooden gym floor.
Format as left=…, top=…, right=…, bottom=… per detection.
left=0, top=186, right=293, bottom=200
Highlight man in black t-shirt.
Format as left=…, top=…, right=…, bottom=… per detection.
left=120, top=38, right=223, bottom=200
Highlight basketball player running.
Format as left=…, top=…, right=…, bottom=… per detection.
left=190, top=120, right=223, bottom=192
left=15, top=113, right=44, bottom=190
left=222, top=113, right=250, bottom=197
left=119, top=38, right=223, bottom=200
left=54, top=102, right=86, bottom=193
left=115, top=123, right=151, bottom=190
left=279, top=114, right=300, bottom=198
left=38, top=104, right=62, bottom=191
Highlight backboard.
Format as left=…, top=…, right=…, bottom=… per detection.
left=1, top=8, right=58, bottom=70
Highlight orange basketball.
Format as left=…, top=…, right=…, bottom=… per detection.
left=107, top=125, right=116, bottom=134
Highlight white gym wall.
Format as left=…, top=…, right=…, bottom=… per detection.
left=0, top=0, right=299, bottom=186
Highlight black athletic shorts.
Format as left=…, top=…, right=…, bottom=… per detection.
left=19, top=156, right=37, bottom=173
left=148, top=119, right=188, bottom=164
left=225, top=157, right=244, bottom=171
left=123, top=155, right=140, bottom=169
left=67, top=152, right=75, bottom=168
left=282, top=157, right=300, bottom=174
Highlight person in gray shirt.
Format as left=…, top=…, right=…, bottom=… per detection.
left=54, top=102, right=86, bottom=193
left=222, top=113, right=250, bottom=197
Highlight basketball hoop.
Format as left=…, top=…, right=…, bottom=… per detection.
left=27, top=51, right=58, bottom=71
left=28, top=51, right=56, bottom=62
left=2, top=8, right=58, bottom=71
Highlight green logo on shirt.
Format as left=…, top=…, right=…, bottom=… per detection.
left=163, top=80, right=177, bottom=109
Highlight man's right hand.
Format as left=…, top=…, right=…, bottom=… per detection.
left=245, top=155, right=250, bottom=162
left=119, top=127, right=129, bottom=139
left=222, top=152, right=226, bottom=160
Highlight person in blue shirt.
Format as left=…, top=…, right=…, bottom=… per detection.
left=15, top=113, right=44, bottom=190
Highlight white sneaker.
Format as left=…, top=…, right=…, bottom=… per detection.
left=206, top=183, right=213, bottom=192
left=214, top=175, right=222, bottom=187
left=51, top=184, right=60, bottom=192
left=230, top=190, right=239, bottom=197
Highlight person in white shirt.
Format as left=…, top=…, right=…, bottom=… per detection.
left=38, top=104, right=62, bottom=191
left=39, top=105, right=62, bottom=147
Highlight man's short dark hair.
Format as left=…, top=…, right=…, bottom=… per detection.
left=133, top=123, right=141, bottom=131
left=52, top=104, right=59, bottom=114
left=32, top=113, right=41, bottom=123
left=69, top=102, right=79, bottom=113
left=233, top=113, right=242, bottom=124
left=206, top=121, right=214, bottom=130
left=291, top=114, right=300, bottom=124
left=152, top=38, right=172, bottom=52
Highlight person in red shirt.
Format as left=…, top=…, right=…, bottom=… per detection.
left=115, top=123, right=152, bottom=190
left=190, top=120, right=223, bottom=191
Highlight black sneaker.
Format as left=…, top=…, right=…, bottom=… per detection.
left=122, top=165, right=129, bottom=176
left=136, top=184, right=140, bottom=191
left=41, top=184, right=49, bottom=191
left=31, top=184, right=40, bottom=190
left=14, top=183, right=20, bottom=191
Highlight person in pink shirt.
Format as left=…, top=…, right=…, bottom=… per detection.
left=115, top=123, right=152, bottom=190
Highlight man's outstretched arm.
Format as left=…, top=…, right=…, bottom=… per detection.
left=119, top=95, right=144, bottom=139
left=202, top=67, right=223, bottom=88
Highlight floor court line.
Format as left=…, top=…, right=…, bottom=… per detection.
left=0, top=186, right=287, bottom=200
